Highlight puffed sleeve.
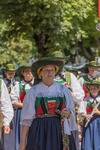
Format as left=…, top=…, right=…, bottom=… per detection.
left=61, top=84, right=75, bottom=112
left=70, top=73, right=84, bottom=104
left=10, top=81, right=20, bottom=104
left=21, top=87, right=36, bottom=126
left=1, top=79, right=14, bottom=126
left=78, top=77, right=84, bottom=88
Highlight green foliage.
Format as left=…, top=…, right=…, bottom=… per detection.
left=0, top=0, right=99, bottom=65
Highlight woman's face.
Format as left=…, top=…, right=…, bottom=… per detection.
left=88, top=85, right=99, bottom=97
left=39, top=65, right=56, bottom=86
left=21, top=68, right=33, bottom=81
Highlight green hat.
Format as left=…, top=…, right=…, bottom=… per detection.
left=86, top=61, right=100, bottom=67
left=86, top=78, right=100, bottom=86
left=64, top=66, right=78, bottom=73
left=3, top=64, right=16, bottom=71
left=16, top=65, right=31, bottom=77
left=50, top=51, right=70, bottom=60
left=31, top=58, right=63, bottom=78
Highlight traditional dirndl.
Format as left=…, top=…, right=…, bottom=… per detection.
left=26, top=96, right=76, bottom=150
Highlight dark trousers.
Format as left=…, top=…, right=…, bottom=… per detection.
left=0, top=140, right=3, bottom=150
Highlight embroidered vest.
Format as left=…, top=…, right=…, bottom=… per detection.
left=86, top=100, right=100, bottom=114
left=35, top=96, right=66, bottom=115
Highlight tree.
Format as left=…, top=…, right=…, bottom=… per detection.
left=0, top=0, right=99, bottom=65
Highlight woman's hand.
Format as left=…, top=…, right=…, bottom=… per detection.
left=18, top=143, right=26, bottom=150
left=4, top=125, right=10, bottom=134
left=93, top=107, right=100, bottom=115
left=61, top=108, right=71, bottom=119
left=85, top=114, right=93, bottom=120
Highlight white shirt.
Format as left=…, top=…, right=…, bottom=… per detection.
left=0, top=79, right=13, bottom=126
left=56, top=72, right=84, bottom=104
left=69, top=73, right=84, bottom=104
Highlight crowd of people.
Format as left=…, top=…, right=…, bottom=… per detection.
left=0, top=51, right=100, bottom=150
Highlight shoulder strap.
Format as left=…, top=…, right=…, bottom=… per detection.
left=65, top=71, right=71, bottom=87
left=83, top=75, right=90, bottom=83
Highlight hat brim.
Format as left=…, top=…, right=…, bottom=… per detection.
left=32, top=58, right=63, bottom=78
left=86, top=81, right=100, bottom=86
left=85, top=62, right=100, bottom=67
left=2, top=68, right=16, bottom=72
left=17, top=66, right=31, bottom=77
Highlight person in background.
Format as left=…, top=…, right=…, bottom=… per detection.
left=0, top=78, right=13, bottom=150
left=1, top=64, right=16, bottom=150
left=92, top=57, right=100, bottom=78
left=78, top=78, right=100, bottom=150
left=64, top=66, right=78, bottom=78
left=10, top=65, right=34, bottom=150
left=51, top=51, right=84, bottom=150
left=19, top=58, right=76, bottom=150
left=2, top=63, right=16, bottom=93
left=79, top=61, right=100, bottom=98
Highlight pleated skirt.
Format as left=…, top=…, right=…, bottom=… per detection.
left=81, top=115, right=100, bottom=150
left=26, top=117, right=76, bottom=150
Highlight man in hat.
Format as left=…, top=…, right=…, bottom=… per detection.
left=19, top=58, right=76, bottom=150
left=51, top=51, right=84, bottom=103
left=92, top=57, right=100, bottom=78
left=0, top=78, right=13, bottom=150
left=1, top=64, right=17, bottom=150
left=51, top=51, right=84, bottom=150
left=2, top=64, right=16, bottom=93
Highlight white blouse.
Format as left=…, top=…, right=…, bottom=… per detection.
left=10, top=80, right=34, bottom=104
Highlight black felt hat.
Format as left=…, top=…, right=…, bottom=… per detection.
left=16, top=65, right=31, bottom=77
left=31, top=58, right=63, bottom=78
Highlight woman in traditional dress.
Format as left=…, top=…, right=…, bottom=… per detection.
left=19, top=58, right=76, bottom=150
left=78, top=78, right=100, bottom=150
left=79, top=61, right=99, bottom=98
left=10, top=65, right=34, bottom=150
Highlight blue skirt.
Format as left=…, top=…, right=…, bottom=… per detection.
left=81, top=114, right=100, bottom=150
left=26, top=117, right=76, bottom=150
left=26, top=117, right=63, bottom=150
left=15, top=108, right=22, bottom=150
